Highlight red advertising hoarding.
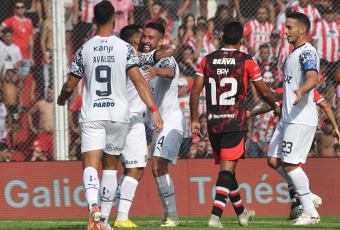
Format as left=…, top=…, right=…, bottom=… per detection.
left=1, top=158, right=339, bottom=219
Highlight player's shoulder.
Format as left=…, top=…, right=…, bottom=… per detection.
left=298, top=43, right=318, bottom=58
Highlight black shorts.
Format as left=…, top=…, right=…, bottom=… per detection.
left=209, top=131, right=246, bottom=164
left=7, top=105, right=19, bottom=124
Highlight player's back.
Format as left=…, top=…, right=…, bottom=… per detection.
left=71, top=36, right=139, bottom=123
left=197, top=48, right=262, bottom=133
left=282, top=43, right=318, bottom=126
left=148, top=56, right=183, bottom=127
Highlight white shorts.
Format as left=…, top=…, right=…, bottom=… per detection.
left=80, top=121, right=129, bottom=155
left=267, top=121, right=316, bottom=164
left=151, top=127, right=184, bottom=165
left=120, top=116, right=148, bottom=168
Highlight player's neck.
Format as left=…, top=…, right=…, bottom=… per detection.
left=223, top=44, right=240, bottom=50
left=96, top=24, right=114, bottom=37
left=293, top=37, right=308, bottom=49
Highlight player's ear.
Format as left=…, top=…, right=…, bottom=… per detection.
left=158, top=37, right=164, bottom=47
left=240, top=37, right=245, bottom=45
left=134, top=36, right=140, bottom=46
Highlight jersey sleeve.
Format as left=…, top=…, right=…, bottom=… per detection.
left=1, top=17, right=11, bottom=28
left=299, top=49, right=319, bottom=73
left=70, top=46, right=84, bottom=79
left=196, top=56, right=207, bottom=77
left=245, top=57, right=262, bottom=81
left=314, top=89, right=324, bottom=104
left=139, top=50, right=157, bottom=67
left=275, top=87, right=283, bottom=106
left=157, top=57, right=176, bottom=72
left=126, top=44, right=139, bottom=71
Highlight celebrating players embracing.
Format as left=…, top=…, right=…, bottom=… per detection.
left=57, top=2, right=163, bottom=230
left=190, top=21, right=280, bottom=228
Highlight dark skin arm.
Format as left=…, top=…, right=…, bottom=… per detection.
left=252, top=79, right=281, bottom=115
left=57, top=75, right=80, bottom=105
left=190, top=74, right=205, bottom=136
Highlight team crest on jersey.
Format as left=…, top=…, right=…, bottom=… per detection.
left=212, top=58, right=235, bottom=65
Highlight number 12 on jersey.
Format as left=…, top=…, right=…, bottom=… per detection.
left=209, top=77, right=238, bottom=105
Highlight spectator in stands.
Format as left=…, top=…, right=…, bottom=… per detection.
left=178, top=14, right=195, bottom=46
left=312, top=6, right=340, bottom=108
left=1, top=0, right=35, bottom=80
left=148, top=0, right=192, bottom=39
left=156, top=18, right=172, bottom=45
left=133, top=0, right=148, bottom=27
left=178, top=78, right=191, bottom=158
left=0, top=28, right=23, bottom=75
left=68, top=95, right=82, bottom=160
left=63, top=0, right=74, bottom=63
left=317, top=119, right=338, bottom=157
left=40, top=5, right=53, bottom=99
left=178, top=46, right=197, bottom=80
left=186, top=23, right=215, bottom=66
left=244, top=6, right=273, bottom=55
left=109, top=0, right=134, bottom=36
left=27, top=87, right=54, bottom=158
left=187, top=143, right=197, bottom=158
left=25, top=0, right=43, bottom=34
left=29, top=140, right=49, bottom=161
left=72, top=0, right=101, bottom=52
left=1, top=68, right=19, bottom=151
left=198, top=113, right=208, bottom=140
left=196, top=139, right=207, bottom=158
left=256, top=44, right=279, bottom=89
left=0, top=142, right=11, bottom=162
left=0, top=101, right=7, bottom=143
left=206, top=140, right=213, bottom=158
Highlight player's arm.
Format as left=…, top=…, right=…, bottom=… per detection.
left=190, top=74, right=204, bottom=136
left=252, top=80, right=280, bottom=115
left=154, top=45, right=175, bottom=62
left=318, top=100, right=340, bottom=143
left=57, top=75, right=80, bottom=106
left=128, top=66, right=163, bottom=133
left=146, top=59, right=175, bottom=80
left=335, top=66, right=340, bottom=82
left=247, top=104, right=272, bottom=118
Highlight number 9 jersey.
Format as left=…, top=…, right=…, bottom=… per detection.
left=70, top=36, right=140, bottom=123
left=196, top=48, right=262, bottom=133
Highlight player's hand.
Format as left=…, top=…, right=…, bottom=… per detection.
left=191, top=121, right=201, bottom=136
left=273, top=105, right=281, bottom=117
left=248, top=134, right=258, bottom=142
left=144, top=65, right=157, bottom=81
left=293, top=88, right=303, bottom=105
left=270, top=87, right=282, bottom=101
left=57, top=95, right=67, bottom=106
left=246, top=110, right=252, bottom=119
left=333, top=128, right=340, bottom=144
left=152, top=111, right=163, bottom=133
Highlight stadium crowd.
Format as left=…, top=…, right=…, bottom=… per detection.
left=0, top=0, right=340, bottom=162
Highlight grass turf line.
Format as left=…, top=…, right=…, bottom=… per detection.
left=0, top=215, right=340, bottom=229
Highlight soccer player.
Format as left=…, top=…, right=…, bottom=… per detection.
left=98, top=24, right=175, bottom=229
left=57, top=2, right=163, bottom=230
left=266, top=12, right=321, bottom=225
left=190, top=21, right=280, bottom=228
left=141, top=22, right=186, bottom=227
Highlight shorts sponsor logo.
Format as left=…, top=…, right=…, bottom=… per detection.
left=125, top=160, right=138, bottom=165
left=106, top=144, right=123, bottom=152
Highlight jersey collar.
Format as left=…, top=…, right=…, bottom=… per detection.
left=221, top=48, right=237, bottom=51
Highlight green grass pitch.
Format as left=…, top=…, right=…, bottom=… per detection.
left=1, top=216, right=340, bottom=230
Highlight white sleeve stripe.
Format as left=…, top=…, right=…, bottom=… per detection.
left=250, top=77, right=263, bottom=82
left=316, top=98, right=324, bottom=104
left=196, top=72, right=204, bottom=77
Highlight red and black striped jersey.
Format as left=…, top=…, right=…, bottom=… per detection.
left=196, top=48, right=262, bottom=133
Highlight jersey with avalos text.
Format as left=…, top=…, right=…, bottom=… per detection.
left=70, top=36, right=139, bottom=123
left=196, top=48, right=262, bottom=133
left=147, top=56, right=184, bottom=129
left=282, top=43, right=319, bottom=126
left=127, top=50, right=157, bottom=118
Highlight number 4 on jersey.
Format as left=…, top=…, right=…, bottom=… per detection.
left=209, top=77, right=238, bottom=105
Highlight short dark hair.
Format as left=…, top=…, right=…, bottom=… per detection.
left=183, top=46, right=194, bottom=54
left=120, top=24, right=142, bottom=43
left=286, top=12, right=311, bottom=33
left=198, top=113, right=207, bottom=123
left=94, top=1, right=115, bottom=25
left=2, top=28, right=13, bottom=34
left=223, top=21, right=244, bottom=45
left=145, top=22, right=165, bottom=37
left=260, top=44, right=270, bottom=50
left=194, top=23, right=208, bottom=33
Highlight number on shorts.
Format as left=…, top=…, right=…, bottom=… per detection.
left=95, top=65, right=112, bottom=96
left=282, top=141, right=293, bottom=157
left=157, top=136, right=165, bottom=151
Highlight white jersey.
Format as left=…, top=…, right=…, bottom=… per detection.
left=148, top=56, right=184, bottom=129
left=70, top=35, right=139, bottom=123
left=0, top=41, right=22, bottom=73
left=127, top=50, right=157, bottom=118
left=282, top=43, right=319, bottom=126
left=0, top=103, right=7, bottom=140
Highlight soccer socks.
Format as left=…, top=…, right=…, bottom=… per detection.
left=212, top=170, right=233, bottom=218
left=156, top=174, right=178, bottom=218
left=83, top=167, right=100, bottom=212
left=229, top=174, right=245, bottom=216
left=99, top=170, right=117, bottom=226
left=116, top=174, right=126, bottom=213
left=116, top=176, right=139, bottom=222
left=275, top=166, right=293, bottom=185
left=287, top=167, right=316, bottom=215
